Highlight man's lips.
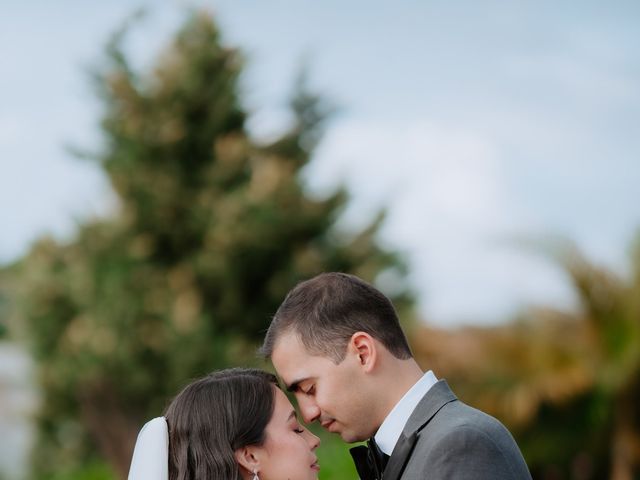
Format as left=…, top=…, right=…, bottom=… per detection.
left=321, top=419, right=335, bottom=430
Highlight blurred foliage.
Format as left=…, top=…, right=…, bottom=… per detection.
left=0, top=275, right=9, bottom=339
left=4, top=11, right=410, bottom=479
left=413, top=235, right=640, bottom=479
left=46, top=461, right=116, bottom=480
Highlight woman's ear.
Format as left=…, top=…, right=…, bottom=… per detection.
left=349, top=332, right=377, bottom=372
left=234, top=446, right=261, bottom=477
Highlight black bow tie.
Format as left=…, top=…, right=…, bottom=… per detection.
left=350, top=438, right=390, bottom=480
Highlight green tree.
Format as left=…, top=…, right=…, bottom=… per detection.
left=412, top=236, right=640, bottom=479
left=547, top=239, right=640, bottom=480
left=6, top=12, right=410, bottom=479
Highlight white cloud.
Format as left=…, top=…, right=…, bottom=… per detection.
left=306, top=118, right=574, bottom=325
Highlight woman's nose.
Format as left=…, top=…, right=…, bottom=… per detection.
left=306, top=429, right=320, bottom=450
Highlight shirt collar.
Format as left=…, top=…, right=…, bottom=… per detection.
left=374, top=370, right=438, bottom=456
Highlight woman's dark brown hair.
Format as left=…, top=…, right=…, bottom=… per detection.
left=164, top=368, right=279, bottom=480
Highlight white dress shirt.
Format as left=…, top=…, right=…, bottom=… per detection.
left=374, top=370, right=438, bottom=456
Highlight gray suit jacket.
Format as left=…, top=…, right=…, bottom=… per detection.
left=382, top=380, right=532, bottom=480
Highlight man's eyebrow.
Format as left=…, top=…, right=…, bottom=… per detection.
left=285, top=377, right=308, bottom=393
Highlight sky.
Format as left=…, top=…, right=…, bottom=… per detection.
left=1, top=0, right=639, bottom=326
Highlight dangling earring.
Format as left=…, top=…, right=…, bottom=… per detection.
left=252, top=470, right=259, bottom=480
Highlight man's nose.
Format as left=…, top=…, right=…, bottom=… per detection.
left=298, top=396, right=321, bottom=423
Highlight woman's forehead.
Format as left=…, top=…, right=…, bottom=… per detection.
left=272, top=387, right=296, bottom=420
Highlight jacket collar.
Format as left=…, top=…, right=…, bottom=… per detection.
left=382, top=380, right=457, bottom=480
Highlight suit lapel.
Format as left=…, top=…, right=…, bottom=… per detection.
left=381, top=431, right=417, bottom=480
left=382, top=380, right=458, bottom=480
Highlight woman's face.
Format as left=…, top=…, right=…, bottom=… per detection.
left=255, top=387, right=321, bottom=480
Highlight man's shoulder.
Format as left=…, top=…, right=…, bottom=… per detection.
left=405, top=380, right=505, bottom=437
left=412, top=392, right=516, bottom=447
left=428, top=397, right=506, bottom=431
left=399, top=400, right=531, bottom=479
left=385, top=383, right=531, bottom=479
left=406, top=397, right=530, bottom=477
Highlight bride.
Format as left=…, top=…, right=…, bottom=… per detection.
left=128, top=368, right=320, bottom=480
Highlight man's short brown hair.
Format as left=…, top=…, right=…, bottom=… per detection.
left=260, top=272, right=412, bottom=363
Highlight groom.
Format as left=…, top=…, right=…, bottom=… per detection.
left=261, top=272, right=532, bottom=480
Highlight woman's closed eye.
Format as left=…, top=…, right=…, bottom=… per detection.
left=292, top=419, right=305, bottom=434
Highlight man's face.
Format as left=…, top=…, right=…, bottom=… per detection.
left=271, top=331, right=374, bottom=443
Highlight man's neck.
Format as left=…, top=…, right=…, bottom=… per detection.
left=374, top=369, right=439, bottom=455
left=375, top=358, right=425, bottom=430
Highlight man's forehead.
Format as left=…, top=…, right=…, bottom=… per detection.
left=271, top=333, right=326, bottom=386
left=272, top=330, right=307, bottom=357
left=272, top=338, right=309, bottom=375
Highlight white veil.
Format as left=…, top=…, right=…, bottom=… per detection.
left=128, top=417, right=169, bottom=480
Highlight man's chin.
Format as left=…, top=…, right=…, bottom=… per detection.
left=339, top=430, right=365, bottom=443
left=323, top=422, right=366, bottom=443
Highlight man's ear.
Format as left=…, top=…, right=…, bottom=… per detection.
left=234, top=446, right=261, bottom=477
left=349, top=332, right=377, bottom=372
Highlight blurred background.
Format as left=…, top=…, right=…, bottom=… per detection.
left=1, top=1, right=639, bottom=479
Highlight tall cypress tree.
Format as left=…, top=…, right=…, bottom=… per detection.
left=7, top=12, right=411, bottom=479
